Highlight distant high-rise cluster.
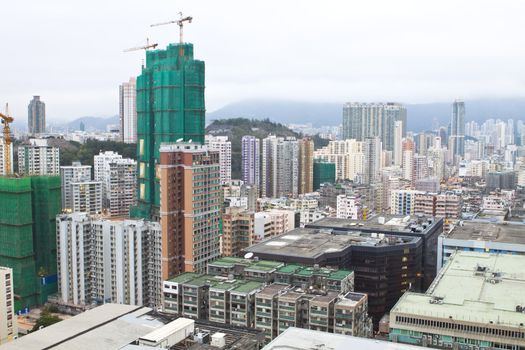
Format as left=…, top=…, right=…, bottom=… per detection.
left=27, top=96, right=46, bottom=134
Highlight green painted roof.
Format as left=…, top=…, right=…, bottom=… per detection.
left=277, top=264, right=303, bottom=274
left=208, top=256, right=247, bottom=267
left=167, top=272, right=201, bottom=284
left=232, top=281, right=264, bottom=294
left=328, top=269, right=353, bottom=281
left=245, top=260, right=284, bottom=272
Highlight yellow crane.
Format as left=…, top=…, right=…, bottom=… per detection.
left=151, top=12, right=193, bottom=56
left=0, top=104, right=14, bottom=175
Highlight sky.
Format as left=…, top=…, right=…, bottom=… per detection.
left=1, top=0, right=524, bottom=124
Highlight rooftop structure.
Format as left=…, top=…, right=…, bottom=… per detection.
left=263, top=327, right=425, bottom=350
left=438, top=220, right=525, bottom=269
left=2, top=304, right=264, bottom=350
left=390, top=252, right=525, bottom=349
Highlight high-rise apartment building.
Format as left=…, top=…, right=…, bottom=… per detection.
left=298, top=138, right=314, bottom=194
left=17, top=139, right=59, bottom=176
left=205, top=135, right=232, bottom=185
left=393, top=120, right=403, bottom=167
left=449, top=100, right=465, bottom=159
left=105, top=159, right=137, bottom=216
left=56, top=213, right=161, bottom=307
left=94, top=151, right=122, bottom=183
left=0, top=139, right=13, bottom=176
left=134, top=43, right=205, bottom=220
left=401, top=138, right=415, bottom=183
left=313, top=160, right=335, bottom=191
left=221, top=208, right=255, bottom=257
left=60, top=162, right=91, bottom=211
left=159, top=143, right=221, bottom=279
left=241, top=136, right=260, bottom=187
left=261, top=136, right=299, bottom=198
left=363, top=137, right=382, bottom=185
left=119, top=77, right=137, bottom=143
left=71, top=181, right=103, bottom=214
left=0, top=176, right=60, bottom=311
left=342, top=102, right=406, bottom=151
left=314, top=139, right=364, bottom=182
left=0, top=267, right=16, bottom=345
left=27, top=96, right=45, bottom=134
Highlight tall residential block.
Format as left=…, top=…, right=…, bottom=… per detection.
left=0, top=267, right=17, bottom=344
left=363, top=137, right=382, bottom=185
left=119, top=77, right=137, bottom=143
left=0, top=176, right=61, bottom=311
left=241, top=136, right=260, bottom=187
left=56, top=213, right=161, bottom=307
left=298, top=138, right=314, bottom=194
left=450, top=100, right=465, bottom=158
left=221, top=207, right=255, bottom=257
left=205, top=135, right=232, bottom=185
left=134, top=43, right=205, bottom=220
left=314, top=139, right=365, bottom=182
left=342, top=102, right=406, bottom=151
left=393, top=120, right=403, bottom=166
left=159, top=143, right=221, bottom=279
left=17, top=139, right=59, bottom=176
left=71, top=180, right=103, bottom=214
left=60, top=162, right=91, bottom=211
left=27, top=96, right=45, bottom=134
left=261, top=136, right=299, bottom=198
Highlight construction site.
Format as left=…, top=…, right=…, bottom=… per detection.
left=0, top=107, right=62, bottom=312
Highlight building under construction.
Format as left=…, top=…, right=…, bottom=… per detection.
left=132, top=41, right=206, bottom=220
left=0, top=176, right=61, bottom=311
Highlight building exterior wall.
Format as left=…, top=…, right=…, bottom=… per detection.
left=119, top=77, right=137, bottom=144
left=28, top=96, right=45, bottom=134
left=0, top=267, right=17, bottom=344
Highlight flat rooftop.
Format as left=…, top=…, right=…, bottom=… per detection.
left=263, top=327, right=425, bottom=350
left=391, top=252, right=525, bottom=327
left=1, top=304, right=162, bottom=350
left=257, top=283, right=290, bottom=298
left=246, top=227, right=419, bottom=260
left=307, top=215, right=440, bottom=235
left=443, top=221, right=525, bottom=245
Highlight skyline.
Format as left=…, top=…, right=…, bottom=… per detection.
left=1, top=0, right=525, bottom=123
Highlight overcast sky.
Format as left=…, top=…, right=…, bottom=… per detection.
left=1, top=0, right=524, bottom=123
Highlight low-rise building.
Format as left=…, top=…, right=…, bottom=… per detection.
left=390, top=251, right=525, bottom=349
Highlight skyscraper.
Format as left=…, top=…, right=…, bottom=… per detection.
left=134, top=43, right=205, bottom=220
left=450, top=100, right=465, bottom=158
left=363, top=137, right=382, bottom=185
left=393, top=120, right=403, bottom=167
left=342, top=102, right=406, bottom=151
left=205, top=135, right=232, bottom=185
left=298, top=137, right=314, bottom=194
left=119, top=77, right=137, bottom=144
left=60, top=162, right=91, bottom=211
left=241, top=136, right=260, bottom=187
left=159, top=143, right=221, bottom=278
left=263, top=137, right=299, bottom=197
left=27, top=96, right=46, bottom=134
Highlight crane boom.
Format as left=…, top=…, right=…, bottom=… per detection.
left=123, top=38, right=158, bottom=53
left=0, top=104, right=14, bottom=175
left=151, top=12, right=193, bottom=56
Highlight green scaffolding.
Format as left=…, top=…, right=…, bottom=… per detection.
left=0, top=176, right=60, bottom=311
left=132, top=43, right=205, bottom=220
left=313, top=161, right=336, bottom=191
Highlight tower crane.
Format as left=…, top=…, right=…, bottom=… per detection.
left=123, top=38, right=159, bottom=52
left=151, top=12, right=193, bottom=56
left=0, top=104, right=14, bottom=175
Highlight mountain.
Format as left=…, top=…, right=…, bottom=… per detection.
left=208, top=98, right=525, bottom=132
left=59, top=115, right=120, bottom=131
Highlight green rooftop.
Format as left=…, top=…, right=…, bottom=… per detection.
left=328, top=269, right=353, bottom=281
left=167, top=272, right=201, bottom=284
left=276, top=264, right=303, bottom=274
left=232, top=281, right=264, bottom=294
left=208, top=256, right=248, bottom=268
left=244, top=260, right=284, bottom=272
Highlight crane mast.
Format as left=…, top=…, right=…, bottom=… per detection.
left=151, top=12, right=193, bottom=56
left=0, top=104, right=14, bottom=175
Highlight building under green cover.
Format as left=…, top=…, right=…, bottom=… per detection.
left=132, top=42, right=205, bottom=220
left=0, top=176, right=61, bottom=312
left=313, top=160, right=336, bottom=191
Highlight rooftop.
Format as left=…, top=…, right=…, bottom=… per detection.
left=262, top=327, right=425, bottom=350
left=257, top=283, right=290, bottom=298
left=231, top=280, right=264, bottom=294
left=208, top=256, right=284, bottom=272
left=444, top=221, right=525, bottom=245
left=307, top=215, right=440, bottom=235
left=391, top=252, right=525, bottom=327
left=246, top=227, right=419, bottom=260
